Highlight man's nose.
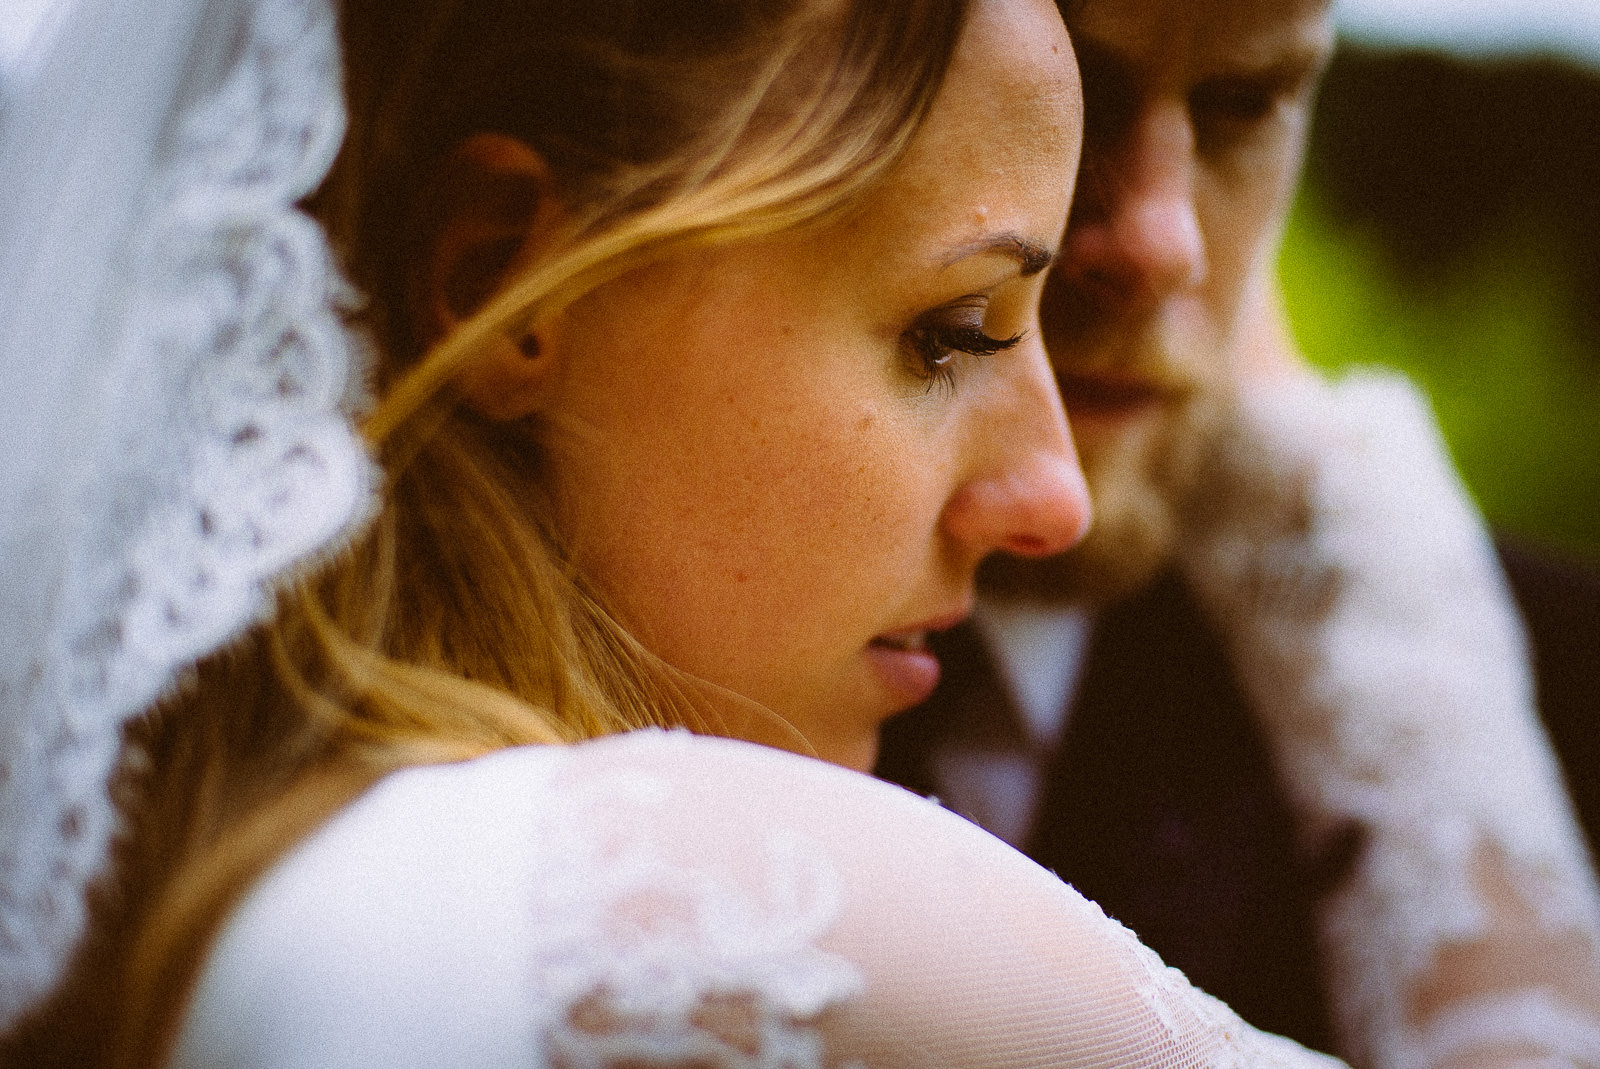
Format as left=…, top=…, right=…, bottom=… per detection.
left=1059, top=98, right=1207, bottom=306
left=941, top=349, right=1092, bottom=560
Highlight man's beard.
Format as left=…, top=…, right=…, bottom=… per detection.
left=980, top=356, right=1229, bottom=608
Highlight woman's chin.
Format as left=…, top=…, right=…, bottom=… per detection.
left=702, top=644, right=944, bottom=771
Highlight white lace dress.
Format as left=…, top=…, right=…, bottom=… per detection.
left=171, top=730, right=1345, bottom=1069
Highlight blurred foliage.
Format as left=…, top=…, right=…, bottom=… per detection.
left=1278, top=46, right=1600, bottom=561
left=1279, top=194, right=1600, bottom=557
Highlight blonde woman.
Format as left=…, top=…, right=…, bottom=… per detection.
left=0, top=0, right=1359, bottom=1065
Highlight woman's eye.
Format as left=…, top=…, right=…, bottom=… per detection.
left=902, top=319, right=1023, bottom=393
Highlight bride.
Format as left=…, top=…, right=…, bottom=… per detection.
left=0, top=0, right=1596, bottom=1065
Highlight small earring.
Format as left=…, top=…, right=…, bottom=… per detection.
left=518, top=334, right=541, bottom=359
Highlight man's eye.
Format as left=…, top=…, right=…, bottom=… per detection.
left=1190, top=80, right=1278, bottom=124
left=1189, top=74, right=1313, bottom=154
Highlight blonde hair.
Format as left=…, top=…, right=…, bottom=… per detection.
left=2, top=0, right=973, bottom=1063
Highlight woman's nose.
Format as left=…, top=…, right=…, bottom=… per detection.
left=941, top=352, right=1092, bottom=560
left=1059, top=98, right=1207, bottom=307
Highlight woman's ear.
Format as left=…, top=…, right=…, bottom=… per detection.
left=411, top=132, right=564, bottom=421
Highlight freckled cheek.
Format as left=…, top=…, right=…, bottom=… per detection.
left=699, top=409, right=945, bottom=633
left=768, top=417, right=949, bottom=628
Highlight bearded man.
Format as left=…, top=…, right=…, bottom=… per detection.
left=877, top=0, right=1600, bottom=1066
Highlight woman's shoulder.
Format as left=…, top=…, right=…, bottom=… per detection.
left=171, top=730, right=1348, bottom=1069
left=168, top=732, right=905, bottom=1069
left=171, top=741, right=568, bottom=1068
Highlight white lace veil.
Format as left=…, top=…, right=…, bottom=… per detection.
left=0, top=0, right=370, bottom=1026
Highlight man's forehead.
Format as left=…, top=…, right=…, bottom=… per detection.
left=1063, top=0, right=1333, bottom=78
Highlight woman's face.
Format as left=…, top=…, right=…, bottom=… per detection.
left=542, top=0, right=1086, bottom=770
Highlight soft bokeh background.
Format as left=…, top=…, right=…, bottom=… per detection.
left=1285, top=1, right=1600, bottom=561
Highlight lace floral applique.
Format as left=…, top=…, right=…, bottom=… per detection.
left=523, top=763, right=865, bottom=1069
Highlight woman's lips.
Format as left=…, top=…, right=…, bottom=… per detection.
left=867, top=612, right=966, bottom=710
left=866, top=633, right=941, bottom=709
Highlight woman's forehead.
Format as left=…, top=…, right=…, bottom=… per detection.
left=855, top=0, right=1081, bottom=255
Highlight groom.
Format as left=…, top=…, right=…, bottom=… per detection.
left=877, top=0, right=1600, bottom=1054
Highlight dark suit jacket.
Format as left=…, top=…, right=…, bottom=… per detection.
left=875, top=540, right=1600, bottom=1056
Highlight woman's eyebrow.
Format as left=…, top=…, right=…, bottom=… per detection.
left=941, top=234, right=1056, bottom=276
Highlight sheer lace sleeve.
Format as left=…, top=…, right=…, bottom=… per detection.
left=1176, top=371, right=1600, bottom=1069
left=171, top=732, right=1346, bottom=1069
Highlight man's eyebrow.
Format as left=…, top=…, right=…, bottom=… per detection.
left=942, top=234, right=1056, bottom=276
left=1074, top=30, right=1331, bottom=85
left=1217, top=41, right=1332, bottom=86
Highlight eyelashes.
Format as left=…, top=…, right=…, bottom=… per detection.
left=903, top=319, right=1024, bottom=393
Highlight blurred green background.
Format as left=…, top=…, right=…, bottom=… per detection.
left=1279, top=46, right=1600, bottom=561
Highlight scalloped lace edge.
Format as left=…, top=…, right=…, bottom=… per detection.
left=0, top=0, right=373, bottom=1024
